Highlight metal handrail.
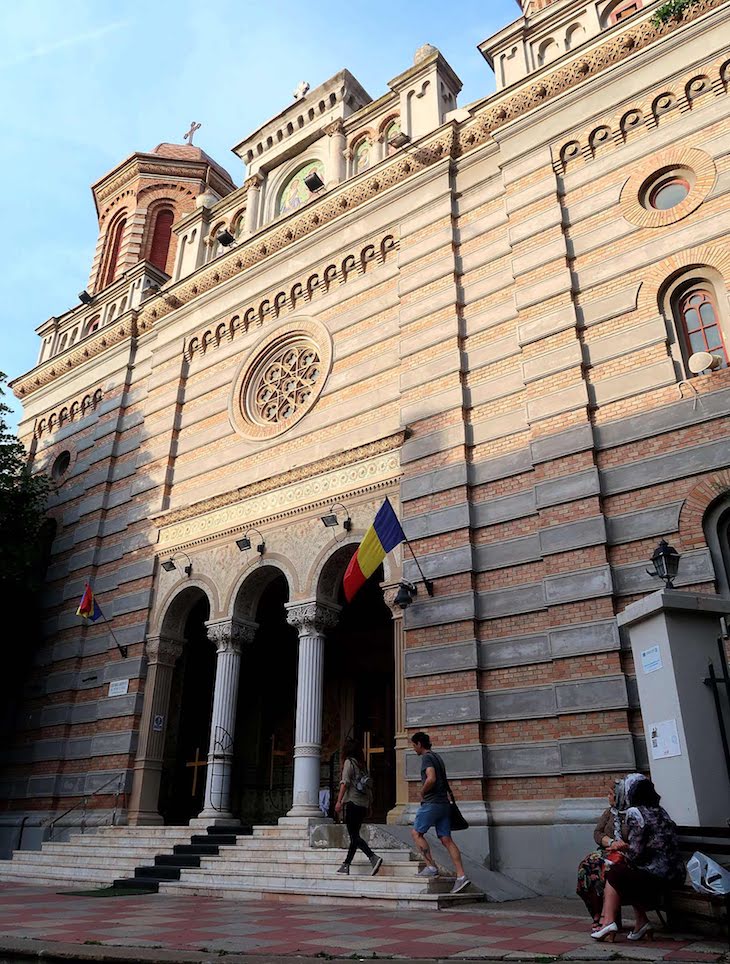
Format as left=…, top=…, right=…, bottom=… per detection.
left=46, top=771, right=126, bottom=839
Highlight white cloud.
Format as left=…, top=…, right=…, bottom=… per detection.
left=0, top=19, right=129, bottom=70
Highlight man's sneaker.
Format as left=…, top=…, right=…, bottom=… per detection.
left=370, top=856, right=383, bottom=876
left=450, top=875, right=470, bottom=894
left=337, top=862, right=350, bottom=875
left=418, top=865, right=439, bottom=878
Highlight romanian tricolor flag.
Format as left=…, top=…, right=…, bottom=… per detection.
left=76, top=583, right=102, bottom=622
left=343, top=498, right=406, bottom=603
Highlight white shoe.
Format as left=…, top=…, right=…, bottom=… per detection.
left=451, top=875, right=470, bottom=894
left=418, top=865, right=439, bottom=877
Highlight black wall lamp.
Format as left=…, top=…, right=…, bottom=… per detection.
left=161, top=551, right=192, bottom=576
left=237, top=528, right=266, bottom=555
left=217, top=229, right=236, bottom=247
left=394, top=576, right=434, bottom=611
left=646, top=539, right=681, bottom=589
left=320, top=502, right=352, bottom=532
left=78, top=290, right=93, bottom=304
left=304, top=170, right=325, bottom=193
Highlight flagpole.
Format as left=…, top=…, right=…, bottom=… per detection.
left=100, top=611, right=128, bottom=659
left=403, top=539, right=434, bottom=596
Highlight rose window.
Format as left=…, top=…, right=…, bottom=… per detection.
left=251, top=343, right=322, bottom=425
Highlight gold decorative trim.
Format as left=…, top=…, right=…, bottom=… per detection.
left=157, top=430, right=406, bottom=528
left=157, top=449, right=402, bottom=551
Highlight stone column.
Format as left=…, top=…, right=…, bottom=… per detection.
left=243, top=174, right=263, bottom=236
left=324, top=119, right=346, bottom=185
left=285, top=601, right=340, bottom=817
left=128, top=634, right=184, bottom=825
left=383, top=586, right=410, bottom=822
left=196, top=617, right=257, bottom=824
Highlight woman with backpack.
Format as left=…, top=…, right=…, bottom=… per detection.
left=334, top=738, right=383, bottom=876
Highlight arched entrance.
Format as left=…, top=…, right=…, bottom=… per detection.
left=318, top=546, right=395, bottom=821
left=157, top=588, right=215, bottom=824
left=230, top=566, right=298, bottom=824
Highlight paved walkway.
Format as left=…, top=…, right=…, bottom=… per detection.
left=0, top=883, right=726, bottom=962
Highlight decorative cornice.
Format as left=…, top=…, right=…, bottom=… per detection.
left=13, top=317, right=137, bottom=399
left=185, top=233, right=397, bottom=363
left=286, top=601, right=340, bottom=635
left=95, top=159, right=229, bottom=206
left=14, top=0, right=723, bottom=401
left=157, top=448, right=402, bottom=552
left=157, top=431, right=406, bottom=528
left=35, top=387, right=103, bottom=438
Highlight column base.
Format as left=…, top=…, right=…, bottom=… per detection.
left=285, top=804, right=325, bottom=818
left=127, top=810, right=164, bottom=827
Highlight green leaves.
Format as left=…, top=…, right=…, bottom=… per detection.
left=652, top=0, right=698, bottom=26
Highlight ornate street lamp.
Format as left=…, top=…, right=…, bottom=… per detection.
left=647, top=539, right=681, bottom=589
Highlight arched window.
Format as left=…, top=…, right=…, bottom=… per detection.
left=149, top=208, right=174, bottom=272
left=85, top=315, right=100, bottom=336
left=101, top=216, right=127, bottom=287
left=278, top=160, right=325, bottom=215
left=354, top=139, right=371, bottom=173
left=384, top=121, right=401, bottom=157
left=605, top=0, right=642, bottom=26
left=537, top=37, right=560, bottom=66
left=704, top=496, right=730, bottom=596
left=676, top=288, right=729, bottom=368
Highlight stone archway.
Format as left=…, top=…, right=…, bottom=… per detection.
left=228, top=565, right=298, bottom=823
left=128, top=584, right=214, bottom=826
left=316, top=545, right=396, bottom=822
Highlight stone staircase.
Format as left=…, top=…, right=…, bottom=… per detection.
left=0, top=820, right=486, bottom=908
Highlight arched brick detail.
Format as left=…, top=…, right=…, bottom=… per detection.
left=679, top=471, right=730, bottom=549
left=637, top=242, right=730, bottom=314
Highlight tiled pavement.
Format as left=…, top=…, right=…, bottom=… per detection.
left=0, top=883, right=726, bottom=962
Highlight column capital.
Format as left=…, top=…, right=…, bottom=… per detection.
left=205, top=616, right=257, bottom=653
left=381, top=584, right=405, bottom=619
left=323, top=119, right=345, bottom=137
left=244, top=173, right=263, bottom=192
left=286, top=601, right=340, bottom=636
left=145, top=634, right=184, bottom=666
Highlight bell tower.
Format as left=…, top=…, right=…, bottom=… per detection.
left=88, top=140, right=235, bottom=295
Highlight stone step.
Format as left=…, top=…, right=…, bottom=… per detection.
left=63, top=831, right=193, bottom=847
left=199, top=857, right=419, bottom=878
left=170, top=867, right=464, bottom=896
left=218, top=847, right=417, bottom=864
left=39, top=842, right=177, bottom=858
left=9, top=852, right=152, bottom=870
left=159, top=879, right=485, bottom=909
left=0, top=863, right=116, bottom=883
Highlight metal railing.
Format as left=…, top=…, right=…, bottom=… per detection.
left=45, top=771, right=126, bottom=840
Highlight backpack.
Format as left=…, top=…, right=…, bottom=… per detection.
left=350, top=759, right=372, bottom=794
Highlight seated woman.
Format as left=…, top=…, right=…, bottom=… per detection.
left=592, top=777, right=685, bottom=943
left=576, top=775, right=638, bottom=926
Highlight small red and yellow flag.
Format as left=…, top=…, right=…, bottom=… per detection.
left=76, top=583, right=102, bottom=622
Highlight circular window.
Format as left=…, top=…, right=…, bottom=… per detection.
left=52, top=450, right=71, bottom=480
left=229, top=320, right=333, bottom=441
left=648, top=176, right=690, bottom=210
left=247, top=337, right=322, bottom=427
left=640, top=166, right=695, bottom=211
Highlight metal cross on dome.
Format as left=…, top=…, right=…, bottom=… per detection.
left=293, top=81, right=310, bottom=100
left=183, top=121, right=201, bottom=145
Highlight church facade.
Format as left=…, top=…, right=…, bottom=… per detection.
left=3, top=0, right=730, bottom=894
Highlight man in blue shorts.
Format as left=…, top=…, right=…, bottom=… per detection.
left=410, top=731, right=470, bottom=894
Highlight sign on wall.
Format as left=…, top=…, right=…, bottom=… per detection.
left=650, top=719, right=681, bottom=760
left=108, top=679, right=129, bottom=697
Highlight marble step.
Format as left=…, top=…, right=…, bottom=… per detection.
left=168, top=867, right=464, bottom=895
left=39, top=842, right=181, bottom=858
left=0, top=863, right=117, bottom=883
left=216, top=847, right=417, bottom=864
left=197, top=857, right=419, bottom=878
left=9, top=852, right=152, bottom=870
left=159, top=879, right=485, bottom=909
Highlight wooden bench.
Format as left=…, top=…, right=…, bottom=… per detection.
left=667, top=826, right=730, bottom=943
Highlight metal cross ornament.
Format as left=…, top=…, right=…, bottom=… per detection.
left=183, top=121, right=201, bottom=145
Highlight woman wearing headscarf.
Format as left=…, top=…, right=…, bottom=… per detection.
left=592, top=776, right=685, bottom=943
left=576, top=774, right=642, bottom=925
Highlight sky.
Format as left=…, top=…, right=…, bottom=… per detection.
left=0, top=0, right=519, bottom=432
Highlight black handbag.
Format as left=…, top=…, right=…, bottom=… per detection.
left=448, top=799, right=469, bottom=832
